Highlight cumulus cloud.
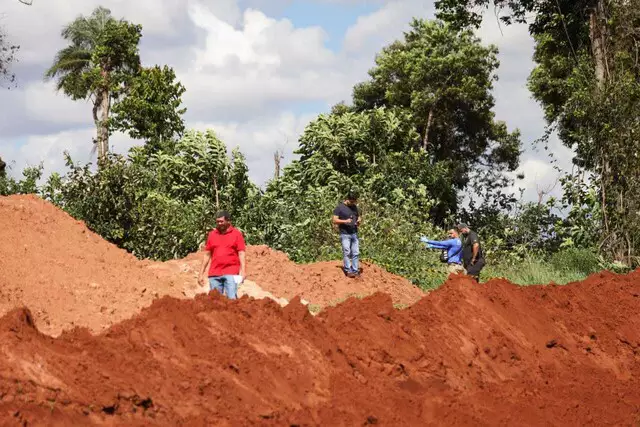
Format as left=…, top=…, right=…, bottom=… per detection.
left=344, top=0, right=434, bottom=55
left=191, top=111, right=316, bottom=185
left=178, top=4, right=346, bottom=119
left=0, top=128, right=136, bottom=177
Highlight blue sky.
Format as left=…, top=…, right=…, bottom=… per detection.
left=280, top=0, right=378, bottom=51
left=0, top=0, right=572, bottom=202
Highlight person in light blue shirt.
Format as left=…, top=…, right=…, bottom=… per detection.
left=420, top=228, right=464, bottom=274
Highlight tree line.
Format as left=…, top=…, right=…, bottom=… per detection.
left=2, top=3, right=636, bottom=287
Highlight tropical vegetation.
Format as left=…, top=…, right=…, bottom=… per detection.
left=2, top=3, right=637, bottom=290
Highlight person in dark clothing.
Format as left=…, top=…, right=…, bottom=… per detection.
left=332, top=191, right=361, bottom=278
left=456, top=223, right=485, bottom=282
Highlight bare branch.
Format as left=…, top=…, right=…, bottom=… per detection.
left=535, top=176, right=560, bottom=205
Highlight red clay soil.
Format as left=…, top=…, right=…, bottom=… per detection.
left=1, top=272, right=640, bottom=426
left=245, top=245, right=425, bottom=307
left=0, top=195, right=423, bottom=337
left=2, top=195, right=640, bottom=425
left=176, top=245, right=425, bottom=307
left=0, top=195, right=201, bottom=336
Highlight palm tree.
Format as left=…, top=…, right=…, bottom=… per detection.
left=45, top=7, right=140, bottom=163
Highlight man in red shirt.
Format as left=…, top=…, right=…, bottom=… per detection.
left=199, top=211, right=246, bottom=299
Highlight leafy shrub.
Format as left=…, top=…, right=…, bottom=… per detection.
left=549, top=248, right=602, bottom=277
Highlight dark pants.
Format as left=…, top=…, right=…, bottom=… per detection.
left=465, top=259, right=485, bottom=281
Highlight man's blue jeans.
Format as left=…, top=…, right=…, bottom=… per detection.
left=340, top=233, right=360, bottom=274
left=208, top=275, right=238, bottom=299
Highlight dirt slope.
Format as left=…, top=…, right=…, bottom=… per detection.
left=173, top=245, right=425, bottom=308
left=2, top=194, right=640, bottom=425
left=1, top=272, right=639, bottom=426
left=0, top=195, right=423, bottom=336
left=0, top=195, right=201, bottom=336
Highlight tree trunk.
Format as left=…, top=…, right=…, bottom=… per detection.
left=590, top=0, right=612, bottom=236
left=589, top=0, right=609, bottom=89
left=274, top=150, right=281, bottom=180
left=93, top=86, right=111, bottom=166
left=422, top=108, right=434, bottom=151
left=97, top=87, right=111, bottom=161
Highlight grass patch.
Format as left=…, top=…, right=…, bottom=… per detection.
left=483, top=258, right=589, bottom=285
left=327, top=293, right=366, bottom=307
left=483, top=248, right=605, bottom=286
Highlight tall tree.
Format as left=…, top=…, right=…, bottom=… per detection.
left=351, top=19, right=521, bottom=219
left=44, top=7, right=141, bottom=163
left=436, top=0, right=640, bottom=262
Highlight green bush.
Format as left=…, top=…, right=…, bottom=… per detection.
left=483, top=248, right=608, bottom=286
left=483, top=257, right=591, bottom=286
left=549, top=248, right=602, bottom=277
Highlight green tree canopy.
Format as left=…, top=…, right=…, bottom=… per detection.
left=351, top=19, right=522, bottom=196
left=437, top=0, right=640, bottom=263
left=47, top=128, right=256, bottom=260
left=110, top=65, right=187, bottom=152
left=45, top=6, right=142, bottom=162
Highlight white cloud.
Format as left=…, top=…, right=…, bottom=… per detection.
left=192, top=111, right=316, bottom=185
left=2, top=128, right=137, bottom=180
left=510, top=158, right=563, bottom=202
left=2, top=0, right=196, bottom=67
left=23, top=81, right=90, bottom=125
left=179, top=4, right=344, bottom=117
left=344, top=1, right=433, bottom=54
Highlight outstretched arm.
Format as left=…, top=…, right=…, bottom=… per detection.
left=420, top=237, right=455, bottom=249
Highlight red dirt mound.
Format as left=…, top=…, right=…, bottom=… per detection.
left=248, top=245, right=425, bottom=307
left=0, top=195, right=200, bottom=336
left=0, top=195, right=422, bottom=337
left=1, top=271, right=639, bottom=425
left=175, top=245, right=425, bottom=307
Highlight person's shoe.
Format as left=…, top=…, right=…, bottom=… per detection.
left=346, top=272, right=356, bottom=278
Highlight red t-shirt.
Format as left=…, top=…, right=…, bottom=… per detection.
left=205, top=226, right=246, bottom=277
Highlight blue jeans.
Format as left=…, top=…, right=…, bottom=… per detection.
left=340, top=233, right=360, bottom=274
left=208, top=275, right=238, bottom=299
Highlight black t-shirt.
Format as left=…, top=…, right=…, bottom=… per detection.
left=333, top=202, right=359, bottom=234
left=462, top=230, right=484, bottom=266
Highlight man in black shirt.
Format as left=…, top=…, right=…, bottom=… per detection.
left=332, top=191, right=361, bottom=278
left=456, top=223, right=485, bottom=282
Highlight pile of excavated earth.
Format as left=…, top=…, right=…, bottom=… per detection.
left=1, top=194, right=639, bottom=426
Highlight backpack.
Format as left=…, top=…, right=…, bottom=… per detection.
left=440, top=241, right=462, bottom=263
